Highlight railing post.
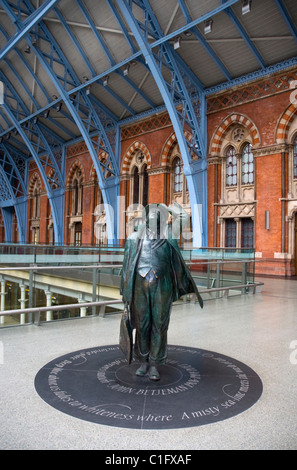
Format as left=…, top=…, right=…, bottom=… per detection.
left=242, top=261, right=247, bottom=293
left=19, top=283, right=27, bottom=324
left=45, top=289, right=53, bottom=321
left=92, top=267, right=98, bottom=316
left=29, top=267, right=34, bottom=324
left=0, top=277, right=6, bottom=325
left=216, top=261, right=221, bottom=298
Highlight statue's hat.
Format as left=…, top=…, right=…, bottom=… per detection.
left=142, top=203, right=169, bottom=221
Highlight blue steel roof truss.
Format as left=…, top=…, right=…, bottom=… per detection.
left=0, top=0, right=297, bottom=244
left=0, top=143, right=27, bottom=198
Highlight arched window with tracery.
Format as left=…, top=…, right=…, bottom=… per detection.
left=142, top=163, right=149, bottom=208
left=32, top=180, right=41, bottom=219
left=293, top=135, right=297, bottom=179
left=242, top=143, right=254, bottom=184
left=226, top=146, right=237, bottom=187
left=132, top=166, right=139, bottom=205
left=29, top=178, right=41, bottom=244
left=173, top=157, right=183, bottom=193
left=71, top=168, right=83, bottom=215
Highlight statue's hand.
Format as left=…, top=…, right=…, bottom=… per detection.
left=168, top=202, right=184, bottom=218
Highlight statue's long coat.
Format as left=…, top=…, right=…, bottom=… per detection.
left=120, top=224, right=203, bottom=329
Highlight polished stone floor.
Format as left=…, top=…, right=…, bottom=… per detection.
left=0, top=276, right=296, bottom=450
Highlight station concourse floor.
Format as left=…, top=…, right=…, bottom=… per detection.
left=0, top=276, right=296, bottom=451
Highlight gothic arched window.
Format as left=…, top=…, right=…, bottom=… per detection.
left=132, top=166, right=139, bottom=204
left=173, top=157, right=183, bottom=192
left=142, top=164, right=149, bottom=208
left=72, top=169, right=83, bottom=215
left=242, top=143, right=254, bottom=184
left=293, top=135, right=297, bottom=179
left=226, top=146, right=237, bottom=187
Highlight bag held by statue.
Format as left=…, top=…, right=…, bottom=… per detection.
left=119, top=303, right=133, bottom=364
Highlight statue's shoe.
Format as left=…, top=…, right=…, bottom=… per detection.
left=136, top=363, right=148, bottom=376
left=149, top=366, right=160, bottom=381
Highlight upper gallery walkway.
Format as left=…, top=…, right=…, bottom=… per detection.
left=0, top=244, right=260, bottom=327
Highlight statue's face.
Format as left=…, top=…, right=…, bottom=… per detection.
left=146, top=209, right=159, bottom=223
left=146, top=209, right=159, bottom=232
left=144, top=205, right=168, bottom=237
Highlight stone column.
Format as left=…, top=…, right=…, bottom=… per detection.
left=78, top=294, right=87, bottom=317
left=19, top=283, right=27, bottom=325
left=0, top=277, right=6, bottom=325
left=45, top=290, right=53, bottom=321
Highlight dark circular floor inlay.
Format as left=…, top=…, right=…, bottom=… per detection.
left=34, top=345, right=263, bottom=429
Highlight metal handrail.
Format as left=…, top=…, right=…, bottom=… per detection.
left=0, top=264, right=123, bottom=272
left=0, top=299, right=123, bottom=326
left=199, top=281, right=264, bottom=295
left=0, top=279, right=264, bottom=323
left=0, top=258, right=259, bottom=272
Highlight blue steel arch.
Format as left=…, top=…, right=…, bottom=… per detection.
left=0, top=163, right=27, bottom=243
left=117, top=0, right=208, bottom=246
left=0, top=141, right=28, bottom=243
left=3, top=0, right=122, bottom=243
left=0, top=70, right=66, bottom=243
left=0, top=0, right=296, bottom=248
left=0, top=0, right=121, bottom=243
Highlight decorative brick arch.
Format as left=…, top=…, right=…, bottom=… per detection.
left=66, top=159, right=86, bottom=185
left=209, top=113, right=261, bottom=156
left=121, top=141, right=151, bottom=174
left=275, top=103, right=297, bottom=143
left=161, top=131, right=192, bottom=166
left=90, top=151, right=109, bottom=180
left=28, top=172, right=42, bottom=196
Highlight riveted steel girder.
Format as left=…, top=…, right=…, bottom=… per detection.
left=117, top=0, right=208, bottom=246
left=2, top=0, right=121, bottom=243
left=0, top=0, right=61, bottom=60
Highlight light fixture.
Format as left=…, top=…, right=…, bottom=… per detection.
left=204, top=19, right=213, bottom=35
left=24, top=45, right=31, bottom=54
left=103, top=76, right=109, bottom=86
left=123, top=64, right=130, bottom=76
left=56, top=102, right=62, bottom=112
left=33, top=116, right=38, bottom=124
left=70, top=94, right=76, bottom=103
left=184, top=30, right=192, bottom=37
left=174, top=37, right=181, bottom=50
left=86, top=85, right=91, bottom=95
left=242, top=0, right=252, bottom=15
left=43, top=110, right=50, bottom=118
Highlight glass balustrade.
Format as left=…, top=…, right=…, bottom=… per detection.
left=0, top=244, right=258, bottom=327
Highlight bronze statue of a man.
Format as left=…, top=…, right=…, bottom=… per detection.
left=120, top=203, right=203, bottom=381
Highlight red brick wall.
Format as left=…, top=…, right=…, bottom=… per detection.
left=206, top=71, right=297, bottom=276
left=7, top=69, right=297, bottom=276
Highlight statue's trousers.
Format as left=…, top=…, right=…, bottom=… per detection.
left=133, top=271, right=173, bottom=365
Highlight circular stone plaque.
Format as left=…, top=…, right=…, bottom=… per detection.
left=34, top=345, right=263, bottom=429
